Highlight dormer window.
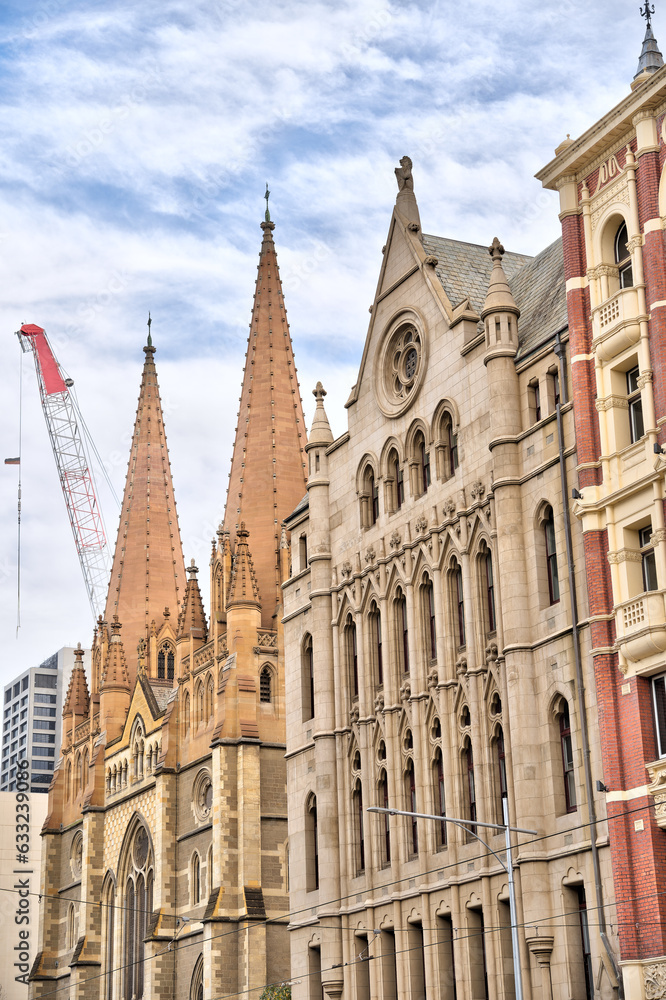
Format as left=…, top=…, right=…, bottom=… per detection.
left=615, top=222, right=633, bottom=289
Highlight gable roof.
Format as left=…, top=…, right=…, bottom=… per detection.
left=422, top=233, right=566, bottom=353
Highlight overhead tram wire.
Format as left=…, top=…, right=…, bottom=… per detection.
left=18, top=797, right=658, bottom=998
left=2, top=795, right=647, bottom=933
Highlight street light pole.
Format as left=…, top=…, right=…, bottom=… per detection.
left=367, top=805, right=536, bottom=1000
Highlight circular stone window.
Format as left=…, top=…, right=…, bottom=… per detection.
left=375, top=318, right=427, bottom=417
left=194, top=770, right=213, bottom=822
left=70, top=832, right=83, bottom=880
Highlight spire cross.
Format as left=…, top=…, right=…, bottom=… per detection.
left=641, top=2, right=655, bottom=27
left=147, top=311, right=152, bottom=347
left=264, top=183, right=271, bottom=222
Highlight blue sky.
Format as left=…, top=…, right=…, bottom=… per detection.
left=0, top=0, right=654, bottom=679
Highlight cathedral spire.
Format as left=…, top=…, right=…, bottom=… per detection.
left=62, top=644, right=90, bottom=722
left=177, top=559, right=208, bottom=643
left=104, top=334, right=186, bottom=679
left=227, top=524, right=261, bottom=609
left=223, top=211, right=308, bottom=627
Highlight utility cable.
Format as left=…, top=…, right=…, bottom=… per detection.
left=15, top=798, right=663, bottom=998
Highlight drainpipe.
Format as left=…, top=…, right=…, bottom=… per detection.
left=554, top=332, right=623, bottom=998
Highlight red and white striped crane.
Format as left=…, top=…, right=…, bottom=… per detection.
left=16, top=323, right=112, bottom=618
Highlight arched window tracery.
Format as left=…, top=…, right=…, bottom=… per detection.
left=122, top=822, right=154, bottom=1000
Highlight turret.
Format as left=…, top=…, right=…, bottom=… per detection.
left=226, top=525, right=262, bottom=659
left=99, top=615, right=131, bottom=739
left=61, top=643, right=90, bottom=748
left=483, top=237, right=522, bottom=447
left=177, top=559, right=209, bottom=661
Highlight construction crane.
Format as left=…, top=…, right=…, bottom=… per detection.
left=16, top=323, right=114, bottom=619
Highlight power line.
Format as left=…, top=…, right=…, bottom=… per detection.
left=20, top=798, right=662, bottom=998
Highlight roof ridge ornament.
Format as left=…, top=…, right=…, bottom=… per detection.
left=641, top=1, right=655, bottom=28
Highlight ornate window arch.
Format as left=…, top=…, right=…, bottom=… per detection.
left=306, top=793, right=319, bottom=892
left=66, top=901, right=77, bottom=950
left=344, top=613, right=358, bottom=700
left=381, top=439, right=404, bottom=514
left=477, top=539, right=497, bottom=634
left=260, top=665, right=273, bottom=703
left=120, top=819, right=154, bottom=1000
left=406, top=421, right=431, bottom=498
left=191, top=851, right=201, bottom=905
left=433, top=402, right=460, bottom=480
left=157, top=641, right=175, bottom=681
left=102, top=873, right=116, bottom=1000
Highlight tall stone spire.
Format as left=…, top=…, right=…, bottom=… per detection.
left=104, top=335, right=186, bottom=678
left=178, top=559, right=208, bottom=644
left=62, top=644, right=90, bottom=723
left=223, top=214, right=308, bottom=627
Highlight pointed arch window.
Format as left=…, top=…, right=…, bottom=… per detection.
left=157, top=642, right=175, bottom=681
left=123, top=824, right=153, bottom=1000
left=378, top=769, right=390, bottom=865
left=302, top=634, right=314, bottom=722
left=190, top=955, right=204, bottom=1000
left=66, top=902, right=77, bottom=950
left=484, top=550, right=496, bottom=633
left=463, top=739, right=476, bottom=838
left=369, top=601, right=383, bottom=686
left=306, top=794, right=319, bottom=891
left=413, top=430, right=430, bottom=496
left=433, top=746, right=446, bottom=848
left=559, top=701, right=576, bottom=813
left=346, top=616, right=358, bottom=699
left=183, top=692, right=191, bottom=735
left=103, top=881, right=115, bottom=1000
left=544, top=506, right=560, bottom=605
left=404, top=758, right=418, bottom=855
left=387, top=448, right=404, bottom=512
left=494, top=726, right=507, bottom=824
left=453, top=563, right=466, bottom=646
left=260, top=666, right=272, bottom=703
left=353, top=780, right=365, bottom=874
left=396, top=591, right=409, bottom=674
left=422, top=577, right=436, bottom=661
left=191, top=852, right=201, bottom=905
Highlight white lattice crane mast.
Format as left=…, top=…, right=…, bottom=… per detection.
left=17, top=323, right=111, bottom=619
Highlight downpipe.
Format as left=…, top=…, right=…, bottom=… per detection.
left=554, top=332, right=623, bottom=998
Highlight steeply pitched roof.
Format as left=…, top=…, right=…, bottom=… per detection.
left=223, top=220, right=308, bottom=626
left=422, top=233, right=566, bottom=353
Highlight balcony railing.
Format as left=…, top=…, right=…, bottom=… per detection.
left=591, top=286, right=641, bottom=362
left=615, top=590, right=666, bottom=666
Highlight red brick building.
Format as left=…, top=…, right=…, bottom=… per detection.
left=537, top=16, right=666, bottom=998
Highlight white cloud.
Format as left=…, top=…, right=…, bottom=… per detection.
left=0, top=0, right=654, bottom=676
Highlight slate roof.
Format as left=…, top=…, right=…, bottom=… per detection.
left=149, top=682, right=174, bottom=712
left=422, top=233, right=566, bottom=355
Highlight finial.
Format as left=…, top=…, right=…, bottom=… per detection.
left=264, top=183, right=271, bottom=223
left=641, top=1, right=655, bottom=28
left=313, top=381, right=327, bottom=401
left=489, top=237, right=505, bottom=260
left=147, top=312, right=152, bottom=347
left=187, top=559, right=198, bottom=577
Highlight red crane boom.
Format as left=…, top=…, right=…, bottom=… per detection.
left=17, top=324, right=110, bottom=618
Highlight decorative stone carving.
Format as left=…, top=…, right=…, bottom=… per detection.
left=350, top=705, right=360, bottom=725
left=651, top=530, right=666, bottom=545
left=424, top=255, right=439, bottom=266
left=341, top=561, right=353, bottom=578
left=485, top=642, right=498, bottom=665
left=427, top=667, right=439, bottom=690
left=443, top=498, right=456, bottom=518
left=470, top=480, right=485, bottom=501
left=395, top=155, right=413, bottom=192
left=374, top=693, right=385, bottom=713
left=400, top=680, right=411, bottom=702
left=595, top=395, right=629, bottom=412
left=415, top=515, right=428, bottom=534
left=607, top=548, right=642, bottom=564
left=390, top=530, right=401, bottom=549
left=645, top=962, right=666, bottom=999
left=456, top=656, right=468, bottom=676
left=638, top=371, right=654, bottom=388
left=365, top=546, right=376, bottom=564
left=407, top=222, right=420, bottom=232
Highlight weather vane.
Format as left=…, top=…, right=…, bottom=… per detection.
left=640, top=1, right=655, bottom=27
left=264, top=182, right=271, bottom=223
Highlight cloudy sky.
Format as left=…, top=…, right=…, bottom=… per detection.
left=0, top=0, right=652, bottom=683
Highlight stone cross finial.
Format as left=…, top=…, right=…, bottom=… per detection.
left=489, top=237, right=505, bottom=260
left=147, top=311, right=152, bottom=347
left=313, top=381, right=327, bottom=401
left=641, top=1, right=655, bottom=28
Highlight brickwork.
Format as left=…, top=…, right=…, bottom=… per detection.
left=539, top=53, right=666, bottom=995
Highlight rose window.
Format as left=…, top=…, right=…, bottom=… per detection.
left=390, top=329, right=421, bottom=400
